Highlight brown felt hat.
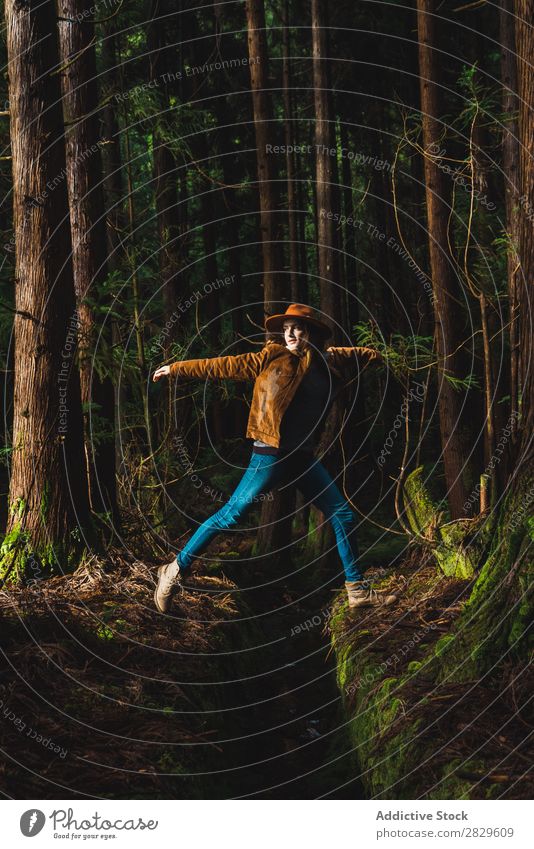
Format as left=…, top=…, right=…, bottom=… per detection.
left=264, top=303, right=332, bottom=338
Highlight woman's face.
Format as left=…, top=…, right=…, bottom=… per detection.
left=283, top=320, right=308, bottom=351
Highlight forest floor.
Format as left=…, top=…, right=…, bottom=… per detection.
left=331, top=552, right=534, bottom=800
left=0, top=536, right=366, bottom=799
left=1, top=534, right=531, bottom=799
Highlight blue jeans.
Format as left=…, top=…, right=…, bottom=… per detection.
left=177, top=451, right=363, bottom=582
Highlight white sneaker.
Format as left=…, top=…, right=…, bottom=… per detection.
left=154, top=557, right=182, bottom=613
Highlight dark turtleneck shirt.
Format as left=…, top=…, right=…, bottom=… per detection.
left=253, top=354, right=333, bottom=455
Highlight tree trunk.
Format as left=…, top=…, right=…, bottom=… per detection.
left=209, top=2, right=249, bottom=438
left=296, top=162, right=309, bottom=299
left=2, top=0, right=90, bottom=579
left=123, top=125, right=152, bottom=454
left=515, top=0, right=534, bottom=455
left=100, top=17, right=128, bottom=480
left=282, top=0, right=300, bottom=302
left=312, top=0, right=342, bottom=341
left=337, top=118, right=368, bottom=486
left=416, top=0, right=477, bottom=518
left=182, top=8, right=224, bottom=442
left=244, top=0, right=293, bottom=561
left=101, top=17, right=125, bottom=272
left=442, top=0, right=533, bottom=683
left=245, top=0, right=284, bottom=313
left=310, top=0, right=348, bottom=569
left=57, top=0, right=117, bottom=520
left=148, top=0, right=181, bottom=337
left=197, top=144, right=224, bottom=444
left=500, top=0, right=521, bottom=442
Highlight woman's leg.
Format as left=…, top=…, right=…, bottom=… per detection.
left=295, top=455, right=364, bottom=582
left=178, top=453, right=285, bottom=572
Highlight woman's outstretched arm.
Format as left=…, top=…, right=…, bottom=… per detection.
left=153, top=347, right=270, bottom=383
left=326, top=345, right=383, bottom=376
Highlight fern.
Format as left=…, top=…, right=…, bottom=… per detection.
left=355, top=322, right=434, bottom=381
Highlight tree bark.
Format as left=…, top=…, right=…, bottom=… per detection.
left=148, top=0, right=181, bottom=337
left=337, top=118, right=368, bottom=485
left=515, top=0, right=534, bottom=457
left=182, top=8, right=225, bottom=442
left=244, top=1, right=293, bottom=562
left=100, top=16, right=128, bottom=480
left=282, top=0, right=300, bottom=302
left=57, top=0, right=117, bottom=519
left=312, top=0, right=342, bottom=342
left=310, top=0, right=348, bottom=568
left=416, top=0, right=476, bottom=517
left=500, top=0, right=521, bottom=442
left=3, top=0, right=89, bottom=578
left=245, top=0, right=284, bottom=313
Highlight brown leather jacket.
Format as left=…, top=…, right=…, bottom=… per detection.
left=169, top=342, right=381, bottom=448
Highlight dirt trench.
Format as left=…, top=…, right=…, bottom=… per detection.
left=0, top=547, right=364, bottom=800
left=190, top=554, right=364, bottom=799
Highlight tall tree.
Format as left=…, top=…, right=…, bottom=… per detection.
left=148, top=0, right=181, bottom=336
left=210, top=3, right=250, bottom=434
left=441, top=0, right=533, bottom=682
left=515, top=0, right=534, bottom=454
left=282, top=0, right=300, bottom=302
left=500, top=0, right=521, bottom=441
left=100, top=14, right=127, bottom=477
left=309, top=0, right=351, bottom=568
left=245, top=0, right=284, bottom=312
left=416, top=0, right=476, bottom=518
left=2, top=0, right=89, bottom=578
left=245, top=0, right=293, bottom=563
left=312, top=0, right=343, bottom=341
left=57, top=0, right=117, bottom=519
left=100, top=16, right=125, bottom=274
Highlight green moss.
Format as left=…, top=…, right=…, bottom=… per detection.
left=0, top=532, right=87, bottom=586
left=439, top=466, right=533, bottom=680
left=403, top=467, right=491, bottom=578
left=0, top=523, right=30, bottom=583
left=437, top=521, right=480, bottom=578
left=332, top=465, right=533, bottom=799
left=434, top=634, right=455, bottom=657
left=404, top=466, right=441, bottom=536
left=334, top=610, right=462, bottom=797
left=10, top=497, right=26, bottom=519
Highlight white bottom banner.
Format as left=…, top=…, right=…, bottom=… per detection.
left=3, top=799, right=531, bottom=848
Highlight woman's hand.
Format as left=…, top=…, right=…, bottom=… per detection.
left=153, top=364, right=171, bottom=382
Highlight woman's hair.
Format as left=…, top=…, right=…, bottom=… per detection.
left=300, top=321, right=329, bottom=352
left=299, top=318, right=328, bottom=358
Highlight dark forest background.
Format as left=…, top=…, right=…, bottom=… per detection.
left=0, top=0, right=531, bottom=801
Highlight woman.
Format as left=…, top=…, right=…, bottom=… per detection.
left=152, top=303, right=397, bottom=612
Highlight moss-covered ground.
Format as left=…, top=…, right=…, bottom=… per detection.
left=330, top=465, right=533, bottom=799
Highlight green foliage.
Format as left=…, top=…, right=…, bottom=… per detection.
left=81, top=402, right=114, bottom=448
left=356, top=322, right=480, bottom=391
left=96, top=624, right=114, bottom=641
left=355, top=321, right=434, bottom=381
left=443, top=371, right=480, bottom=392
left=0, top=523, right=29, bottom=562
left=0, top=444, right=13, bottom=468
left=457, top=63, right=501, bottom=130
